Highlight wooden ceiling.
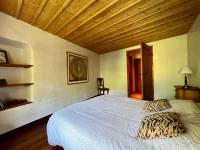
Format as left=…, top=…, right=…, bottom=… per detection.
left=0, top=0, right=200, bottom=54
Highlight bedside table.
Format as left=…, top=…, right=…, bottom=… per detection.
left=175, top=85, right=200, bottom=102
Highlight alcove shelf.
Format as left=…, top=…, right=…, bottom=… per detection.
left=0, top=83, right=34, bottom=88
left=0, top=99, right=32, bottom=111
left=0, top=63, right=33, bottom=68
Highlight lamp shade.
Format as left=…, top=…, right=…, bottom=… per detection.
left=180, top=67, right=193, bottom=74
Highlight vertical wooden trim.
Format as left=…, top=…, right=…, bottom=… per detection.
left=55, top=0, right=96, bottom=34
left=44, top=0, right=73, bottom=30
left=127, top=51, right=130, bottom=97
left=31, top=0, right=49, bottom=25
left=15, top=0, right=24, bottom=18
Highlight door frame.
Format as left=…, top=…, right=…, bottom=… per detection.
left=126, top=49, right=141, bottom=97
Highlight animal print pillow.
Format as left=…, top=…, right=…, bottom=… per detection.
left=143, top=99, right=171, bottom=112
left=137, top=112, right=185, bottom=139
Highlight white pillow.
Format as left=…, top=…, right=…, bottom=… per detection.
left=169, top=100, right=200, bottom=114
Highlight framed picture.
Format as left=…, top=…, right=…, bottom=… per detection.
left=0, top=50, right=9, bottom=64
left=67, top=52, right=88, bottom=84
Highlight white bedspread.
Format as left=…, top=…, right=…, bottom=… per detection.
left=47, top=95, right=200, bottom=150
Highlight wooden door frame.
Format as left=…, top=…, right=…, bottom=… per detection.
left=126, top=49, right=141, bottom=97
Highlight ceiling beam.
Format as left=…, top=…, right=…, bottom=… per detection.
left=90, top=24, right=191, bottom=53
left=86, top=10, right=198, bottom=49
left=15, top=0, right=24, bottom=18
left=74, top=0, right=186, bottom=44
left=54, top=0, right=97, bottom=34
left=89, top=18, right=194, bottom=51
left=43, top=0, right=72, bottom=30
left=31, top=0, right=48, bottom=25
left=84, top=6, right=200, bottom=47
left=93, top=30, right=188, bottom=54
left=68, top=0, right=144, bottom=40
left=61, top=0, right=121, bottom=38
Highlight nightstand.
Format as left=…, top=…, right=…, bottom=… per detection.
left=175, top=86, right=200, bottom=102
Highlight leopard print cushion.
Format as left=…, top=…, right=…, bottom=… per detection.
left=143, top=99, right=171, bottom=112
left=137, top=112, right=185, bottom=139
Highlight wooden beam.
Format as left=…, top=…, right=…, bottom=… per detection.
left=15, top=0, right=24, bottom=18
left=54, top=0, right=96, bottom=34
left=90, top=23, right=192, bottom=53
left=84, top=5, right=200, bottom=47
left=88, top=17, right=194, bottom=51
left=61, top=0, right=121, bottom=38
left=43, top=0, right=72, bottom=30
left=73, top=0, right=185, bottom=44
left=68, top=0, right=144, bottom=40
left=86, top=10, right=198, bottom=49
left=93, top=30, right=189, bottom=54
left=31, top=0, right=48, bottom=25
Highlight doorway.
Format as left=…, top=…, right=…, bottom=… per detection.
left=127, top=42, right=154, bottom=100
left=127, top=49, right=142, bottom=99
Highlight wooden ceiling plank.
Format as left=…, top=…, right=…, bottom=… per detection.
left=70, top=0, right=167, bottom=42
left=61, top=0, right=121, bottom=38
left=54, top=0, right=97, bottom=34
left=88, top=16, right=194, bottom=50
left=74, top=0, right=186, bottom=44
left=93, top=30, right=187, bottom=53
left=15, top=0, right=24, bottom=18
left=91, top=23, right=192, bottom=52
left=31, top=0, right=48, bottom=25
left=95, top=28, right=189, bottom=53
left=68, top=0, right=144, bottom=40
left=86, top=11, right=198, bottom=48
left=43, top=0, right=72, bottom=30
left=80, top=0, right=198, bottom=46
left=95, top=31, right=186, bottom=53
left=84, top=5, right=200, bottom=47
left=0, top=1, right=18, bottom=16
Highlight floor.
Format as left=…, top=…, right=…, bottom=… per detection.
left=0, top=116, right=63, bottom=150
left=130, top=93, right=142, bottom=100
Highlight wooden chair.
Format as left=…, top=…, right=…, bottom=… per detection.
left=97, top=78, right=109, bottom=95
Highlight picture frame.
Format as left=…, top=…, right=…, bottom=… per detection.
left=67, top=52, right=88, bottom=84
left=0, top=50, right=9, bottom=64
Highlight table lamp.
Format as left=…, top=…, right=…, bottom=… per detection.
left=180, top=67, right=193, bottom=88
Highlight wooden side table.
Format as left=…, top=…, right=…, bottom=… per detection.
left=175, top=85, right=200, bottom=102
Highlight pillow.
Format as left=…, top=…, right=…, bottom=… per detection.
left=137, top=112, right=185, bottom=139
left=169, top=100, right=200, bottom=114
left=143, top=99, right=171, bottom=112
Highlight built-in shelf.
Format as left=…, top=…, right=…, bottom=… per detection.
left=0, top=63, right=33, bottom=68
left=0, top=99, right=32, bottom=111
left=0, top=83, right=34, bottom=88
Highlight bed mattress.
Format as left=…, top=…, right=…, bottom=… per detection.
left=47, top=95, right=200, bottom=150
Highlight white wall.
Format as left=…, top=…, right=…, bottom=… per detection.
left=0, top=12, right=100, bottom=134
left=188, top=14, right=200, bottom=87
left=100, top=34, right=188, bottom=99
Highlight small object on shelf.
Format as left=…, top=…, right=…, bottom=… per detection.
left=0, top=79, right=7, bottom=85
left=0, top=63, right=33, bottom=68
left=0, top=49, right=9, bottom=64
left=0, top=99, right=5, bottom=109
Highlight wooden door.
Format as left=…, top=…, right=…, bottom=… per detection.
left=141, top=42, right=154, bottom=100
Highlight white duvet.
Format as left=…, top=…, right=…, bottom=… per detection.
left=47, top=95, right=200, bottom=150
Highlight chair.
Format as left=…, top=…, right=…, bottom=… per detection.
left=97, top=78, right=109, bottom=95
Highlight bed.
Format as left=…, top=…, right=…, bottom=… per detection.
left=47, top=95, right=200, bottom=150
